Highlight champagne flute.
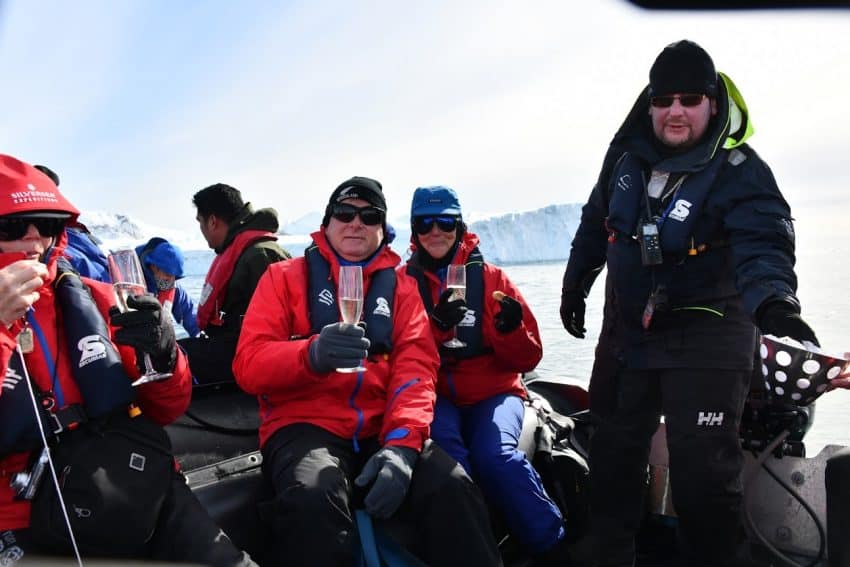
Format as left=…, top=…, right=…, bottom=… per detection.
left=337, top=265, right=367, bottom=373
left=442, top=264, right=467, bottom=348
left=107, top=248, right=174, bottom=386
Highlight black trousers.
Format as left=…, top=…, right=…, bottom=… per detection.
left=178, top=335, right=237, bottom=384
left=5, top=472, right=254, bottom=566
left=588, top=367, right=750, bottom=567
left=261, top=423, right=502, bottom=567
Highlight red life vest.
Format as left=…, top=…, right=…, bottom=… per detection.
left=197, top=230, right=275, bottom=329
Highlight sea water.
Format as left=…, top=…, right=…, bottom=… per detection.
left=179, top=251, right=850, bottom=455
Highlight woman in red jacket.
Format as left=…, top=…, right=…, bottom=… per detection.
left=0, top=154, right=251, bottom=566
left=403, top=186, right=569, bottom=563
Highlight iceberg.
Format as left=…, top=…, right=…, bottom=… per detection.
left=83, top=202, right=584, bottom=267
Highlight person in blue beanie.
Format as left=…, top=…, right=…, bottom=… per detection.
left=136, top=237, right=200, bottom=338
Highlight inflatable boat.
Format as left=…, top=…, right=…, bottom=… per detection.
left=167, top=373, right=850, bottom=566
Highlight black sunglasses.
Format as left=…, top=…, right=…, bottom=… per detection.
left=650, top=93, right=706, bottom=108
left=413, top=216, right=459, bottom=235
left=0, top=217, right=67, bottom=241
left=331, top=204, right=385, bottom=226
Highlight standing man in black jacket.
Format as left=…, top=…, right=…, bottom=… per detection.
left=179, top=183, right=290, bottom=384
left=559, top=40, right=818, bottom=566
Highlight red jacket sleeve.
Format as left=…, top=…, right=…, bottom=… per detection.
left=233, top=258, right=323, bottom=395
left=481, top=264, right=543, bottom=373
left=380, top=271, right=438, bottom=450
left=87, top=279, right=191, bottom=425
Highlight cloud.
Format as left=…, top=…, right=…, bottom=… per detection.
left=0, top=1, right=847, bottom=233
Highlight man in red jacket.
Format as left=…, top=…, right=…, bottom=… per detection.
left=0, top=154, right=252, bottom=566
left=233, top=176, right=501, bottom=566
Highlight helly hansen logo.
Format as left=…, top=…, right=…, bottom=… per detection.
left=318, top=289, right=334, bottom=307
left=617, top=174, right=631, bottom=192
left=697, top=411, right=724, bottom=426
left=78, top=335, right=107, bottom=368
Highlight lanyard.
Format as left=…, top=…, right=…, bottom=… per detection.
left=26, top=309, right=65, bottom=408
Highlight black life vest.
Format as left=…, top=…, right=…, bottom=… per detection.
left=406, top=247, right=487, bottom=360
left=305, top=244, right=395, bottom=355
left=0, top=259, right=136, bottom=455
left=606, top=151, right=728, bottom=255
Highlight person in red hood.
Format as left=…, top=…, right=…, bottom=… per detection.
left=0, top=154, right=253, bottom=566
left=402, top=186, right=569, bottom=564
left=233, top=176, right=501, bottom=567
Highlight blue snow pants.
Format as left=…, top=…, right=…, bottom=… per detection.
left=430, top=393, right=565, bottom=553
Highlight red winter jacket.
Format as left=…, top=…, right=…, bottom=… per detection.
left=403, top=232, right=542, bottom=406
left=0, top=238, right=192, bottom=531
left=233, top=230, right=438, bottom=451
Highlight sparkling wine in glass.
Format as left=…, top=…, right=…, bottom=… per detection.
left=107, top=248, right=174, bottom=386
left=442, top=264, right=467, bottom=348
left=337, top=265, right=366, bottom=373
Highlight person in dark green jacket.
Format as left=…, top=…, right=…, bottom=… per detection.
left=179, top=183, right=290, bottom=384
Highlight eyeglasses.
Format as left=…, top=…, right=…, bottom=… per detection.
left=331, top=204, right=385, bottom=226
left=649, top=94, right=706, bottom=108
left=413, top=216, right=459, bottom=235
left=0, top=217, right=67, bottom=241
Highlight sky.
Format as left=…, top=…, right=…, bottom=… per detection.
left=1, top=1, right=849, bottom=236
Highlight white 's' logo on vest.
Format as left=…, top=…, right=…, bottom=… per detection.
left=373, top=297, right=391, bottom=317
left=3, top=367, right=23, bottom=391
left=617, top=174, right=631, bottom=192
left=458, top=310, right=476, bottom=327
left=318, top=289, right=335, bottom=306
left=668, top=199, right=692, bottom=222
left=696, top=411, right=724, bottom=426
left=78, top=335, right=107, bottom=368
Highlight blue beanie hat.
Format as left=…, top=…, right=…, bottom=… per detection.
left=144, top=240, right=185, bottom=279
left=410, top=186, right=462, bottom=218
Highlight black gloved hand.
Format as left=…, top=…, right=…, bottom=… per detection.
left=110, top=294, right=177, bottom=373
left=354, top=446, right=418, bottom=519
left=560, top=289, right=586, bottom=339
left=431, top=289, right=468, bottom=331
left=308, top=323, right=371, bottom=374
left=758, top=301, right=820, bottom=347
left=494, top=295, right=523, bottom=333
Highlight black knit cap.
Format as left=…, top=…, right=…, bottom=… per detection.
left=322, top=176, right=387, bottom=226
left=649, top=40, right=718, bottom=98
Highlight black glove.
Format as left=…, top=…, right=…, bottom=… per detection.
left=494, top=295, right=523, bottom=333
left=431, top=289, right=468, bottom=331
left=308, top=323, right=371, bottom=374
left=354, top=446, right=418, bottom=519
left=560, top=289, right=586, bottom=339
left=758, top=301, right=820, bottom=347
left=110, top=294, right=177, bottom=373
